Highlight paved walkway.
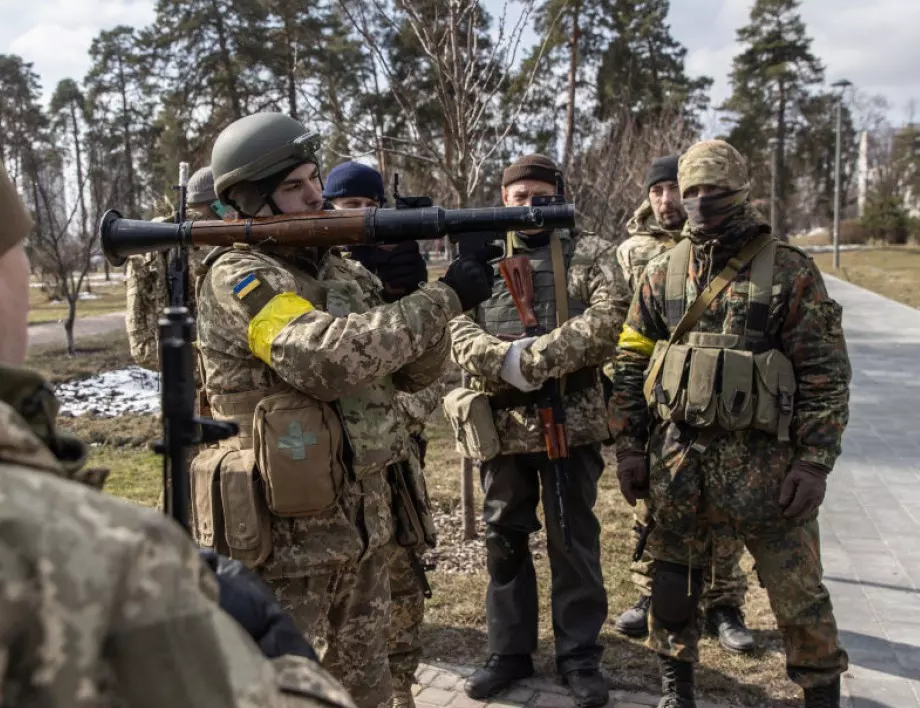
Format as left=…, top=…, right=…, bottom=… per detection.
left=411, top=276, right=920, bottom=708
left=820, top=275, right=920, bottom=708
left=27, top=310, right=125, bottom=348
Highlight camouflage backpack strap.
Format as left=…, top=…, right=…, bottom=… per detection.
left=744, top=237, right=777, bottom=340
left=665, top=238, right=693, bottom=329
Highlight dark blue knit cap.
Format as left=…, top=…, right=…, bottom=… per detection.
left=322, top=161, right=386, bottom=205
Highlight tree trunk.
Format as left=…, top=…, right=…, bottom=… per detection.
left=115, top=50, right=138, bottom=219
left=65, top=297, right=77, bottom=356
left=562, top=0, right=581, bottom=174
left=69, top=102, right=88, bottom=241
left=210, top=0, right=243, bottom=118
left=775, top=79, right=787, bottom=240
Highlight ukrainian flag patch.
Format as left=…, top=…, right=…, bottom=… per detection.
left=233, top=273, right=261, bottom=299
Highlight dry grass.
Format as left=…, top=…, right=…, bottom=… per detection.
left=419, top=416, right=798, bottom=707
left=813, top=247, right=920, bottom=310
left=90, top=445, right=163, bottom=508
left=28, top=283, right=126, bottom=324
left=25, top=330, right=135, bottom=384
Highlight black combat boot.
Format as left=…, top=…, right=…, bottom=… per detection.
left=803, top=677, right=841, bottom=708
left=464, top=654, right=534, bottom=700
left=706, top=605, right=755, bottom=654
left=657, top=654, right=696, bottom=708
left=615, top=594, right=651, bottom=637
left=561, top=668, right=609, bottom=708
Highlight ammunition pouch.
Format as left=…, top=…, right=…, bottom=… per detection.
left=442, top=387, right=501, bottom=461
left=190, top=447, right=272, bottom=569
left=646, top=334, right=795, bottom=441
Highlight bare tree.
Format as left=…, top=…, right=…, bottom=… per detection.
left=568, top=101, right=696, bottom=241
left=26, top=147, right=107, bottom=355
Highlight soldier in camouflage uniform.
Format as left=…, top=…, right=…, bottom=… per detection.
left=322, top=161, right=441, bottom=708
left=608, top=140, right=850, bottom=708
left=125, top=164, right=229, bottom=370
left=193, top=113, right=494, bottom=708
left=450, top=155, right=628, bottom=708
left=0, top=163, right=356, bottom=708
left=611, top=156, right=753, bottom=656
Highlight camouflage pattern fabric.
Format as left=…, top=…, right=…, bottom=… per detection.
left=608, top=141, right=851, bottom=687
left=646, top=519, right=847, bottom=689
left=615, top=200, right=681, bottom=295
left=124, top=208, right=211, bottom=371
left=271, top=546, right=392, bottom=708
left=628, top=499, right=747, bottom=611
left=450, top=232, right=629, bottom=455
left=0, top=364, right=357, bottom=708
left=385, top=541, right=426, bottom=693
left=196, top=245, right=458, bottom=576
left=396, top=379, right=447, bottom=437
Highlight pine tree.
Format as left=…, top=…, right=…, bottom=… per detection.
left=50, top=79, right=90, bottom=241
left=594, top=0, right=711, bottom=126
left=721, top=0, right=823, bottom=237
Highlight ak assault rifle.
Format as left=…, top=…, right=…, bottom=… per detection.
left=154, top=164, right=237, bottom=532
left=101, top=199, right=576, bottom=534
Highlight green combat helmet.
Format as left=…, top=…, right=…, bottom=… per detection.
left=211, top=112, right=321, bottom=217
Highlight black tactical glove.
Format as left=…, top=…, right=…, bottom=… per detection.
left=375, top=241, right=428, bottom=302
left=779, top=461, right=829, bottom=520
left=616, top=451, right=649, bottom=507
left=198, top=549, right=318, bottom=661
left=440, top=245, right=501, bottom=311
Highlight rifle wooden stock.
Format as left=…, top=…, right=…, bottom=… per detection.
left=100, top=203, right=577, bottom=267
left=498, top=256, right=540, bottom=333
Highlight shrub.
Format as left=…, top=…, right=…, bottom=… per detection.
left=860, top=196, right=910, bottom=245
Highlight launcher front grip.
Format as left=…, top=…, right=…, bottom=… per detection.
left=499, top=256, right=540, bottom=332
left=99, top=203, right=577, bottom=266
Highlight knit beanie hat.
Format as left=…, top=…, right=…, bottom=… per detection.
left=644, top=155, right=680, bottom=193
left=322, top=161, right=386, bottom=205
left=502, top=154, right=562, bottom=189
left=187, top=165, right=217, bottom=205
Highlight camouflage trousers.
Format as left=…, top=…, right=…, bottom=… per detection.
left=270, top=546, right=393, bottom=708
left=386, top=541, right=426, bottom=693
left=630, top=499, right=748, bottom=610
left=647, top=518, right=848, bottom=689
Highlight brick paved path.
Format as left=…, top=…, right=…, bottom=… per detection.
left=410, top=276, right=920, bottom=708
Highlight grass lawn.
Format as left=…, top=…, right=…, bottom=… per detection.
left=812, top=247, right=920, bottom=310
left=26, top=330, right=135, bottom=384
left=28, top=282, right=126, bottom=325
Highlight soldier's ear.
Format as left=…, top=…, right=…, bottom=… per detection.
left=501, top=185, right=508, bottom=205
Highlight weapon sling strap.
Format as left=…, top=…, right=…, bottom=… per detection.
left=504, top=230, right=573, bottom=396
left=643, top=231, right=775, bottom=404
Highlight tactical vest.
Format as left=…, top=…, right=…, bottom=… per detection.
left=478, top=230, right=587, bottom=338
left=646, top=237, right=797, bottom=441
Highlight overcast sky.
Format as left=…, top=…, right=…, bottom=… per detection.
left=2, top=0, right=918, bottom=124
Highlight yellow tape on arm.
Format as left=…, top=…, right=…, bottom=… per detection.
left=618, top=325, right=657, bottom=357
left=248, top=292, right=315, bottom=365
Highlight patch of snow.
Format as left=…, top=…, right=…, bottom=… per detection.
left=56, top=366, right=161, bottom=417
left=78, top=292, right=101, bottom=300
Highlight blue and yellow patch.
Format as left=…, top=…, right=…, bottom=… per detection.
left=233, top=273, right=261, bottom=299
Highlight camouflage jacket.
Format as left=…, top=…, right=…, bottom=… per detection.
left=450, top=231, right=628, bottom=454
left=196, top=245, right=459, bottom=576
left=124, top=210, right=211, bottom=371
left=0, top=365, right=356, bottom=708
left=608, top=219, right=851, bottom=532
left=615, top=200, right=681, bottom=295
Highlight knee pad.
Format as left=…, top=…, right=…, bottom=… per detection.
left=651, top=560, right=703, bottom=632
left=486, top=530, right=529, bottom=585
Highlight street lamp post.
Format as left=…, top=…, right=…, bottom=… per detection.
left=832, top=79, right=853, bottom=270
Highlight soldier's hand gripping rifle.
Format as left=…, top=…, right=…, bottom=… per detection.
left=98, top=203, right=576, bottom=264
left=498, top=256, right=572, bottom=551
left=156, top=164, right=237, bottom=533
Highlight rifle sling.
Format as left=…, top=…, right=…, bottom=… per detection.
left=642, top=232, right=775, bottom=404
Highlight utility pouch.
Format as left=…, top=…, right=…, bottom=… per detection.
left=752, top=350, right=797, bottom=441
left=219, top=449, right=272, bottom=568
left=718, top=349, right=755, bottom=431
left=190, top=447, right=232, bottom=550
left=684, top=348, right=719, bottom=428
left=253, top=390, right=346, bottom=517
left=652, top=343, right=691, bottom=422
left=442, top=388, right=501, bottom=461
